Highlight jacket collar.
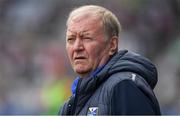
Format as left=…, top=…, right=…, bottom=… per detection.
left=71, top=64, right=106, bottom=96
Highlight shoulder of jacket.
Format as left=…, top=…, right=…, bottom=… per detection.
left=102, top=72, right=152, bottom=93
left=99, top=72, right=133, bottom=95
left=104, top=72, right=134, bottom=87
left=103, top=72, right=155, bottom=102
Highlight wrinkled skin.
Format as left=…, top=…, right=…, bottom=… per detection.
left=66, top=14, right=117, bottom=78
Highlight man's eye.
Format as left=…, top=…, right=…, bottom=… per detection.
left=83, top=37, right=92, bottom=41
left=67, top=38, right=75, bottom=43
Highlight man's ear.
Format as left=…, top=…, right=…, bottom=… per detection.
left=109, top=36, right=118, bottom=56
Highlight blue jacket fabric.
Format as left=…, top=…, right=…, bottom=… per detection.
left=59, top=50, right=161, bottom=115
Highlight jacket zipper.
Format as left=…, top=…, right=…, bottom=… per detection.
left=72, top=78, right=82, bottom=114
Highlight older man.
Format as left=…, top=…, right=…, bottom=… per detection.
left=59, top=5, right=161, bottom=115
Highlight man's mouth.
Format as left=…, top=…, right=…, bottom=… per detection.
left=74, top=56, right=87, bottom=62
left=74, top=56, right=86, bottom=60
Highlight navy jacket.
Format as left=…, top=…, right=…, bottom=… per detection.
left=59, top=50, right=161, bottom=115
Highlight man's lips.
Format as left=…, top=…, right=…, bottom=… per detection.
left=74, top=56, right=87, bottom=61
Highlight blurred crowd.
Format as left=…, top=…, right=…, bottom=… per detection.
left=0, top=0, right=180, bottom=115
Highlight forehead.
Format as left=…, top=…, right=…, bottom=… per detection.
left=67, top=14, right=102, bottom=34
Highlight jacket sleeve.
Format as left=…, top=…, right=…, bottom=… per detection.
left=110, top=80, right=156, bottom=115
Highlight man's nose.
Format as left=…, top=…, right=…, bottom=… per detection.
left=73, top=38, right=84, bottom=51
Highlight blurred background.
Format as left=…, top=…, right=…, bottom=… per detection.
left=0, top=0, right=180, bottom=115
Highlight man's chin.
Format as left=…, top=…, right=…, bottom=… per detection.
left=74, top=68, right=90, bottom=77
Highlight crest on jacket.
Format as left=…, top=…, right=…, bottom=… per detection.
left=87, top=107, right=98, bottom=116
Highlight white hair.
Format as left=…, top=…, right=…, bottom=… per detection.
left=67, top=5, right=121, bottom=40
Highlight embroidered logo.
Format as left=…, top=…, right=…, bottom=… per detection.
left=131, top=73, right=136, bottom=81
left=87, top=107, right=98, bottom=116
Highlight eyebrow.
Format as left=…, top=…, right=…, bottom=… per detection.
left=67, top=29, right=89, bottom=35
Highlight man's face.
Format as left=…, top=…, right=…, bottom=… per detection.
left=66, top=15, right=112, bottom=77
